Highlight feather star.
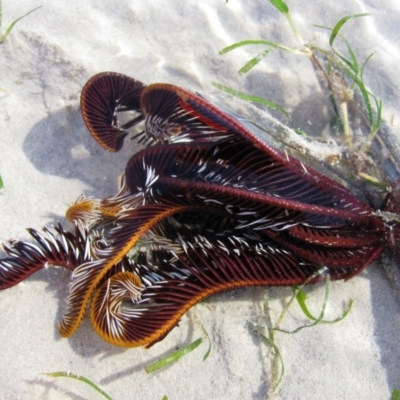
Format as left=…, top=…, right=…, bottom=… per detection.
left=0, top=72, right=398, bottom=347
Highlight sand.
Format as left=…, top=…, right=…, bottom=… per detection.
left=0, top=0, right=400, bottom=399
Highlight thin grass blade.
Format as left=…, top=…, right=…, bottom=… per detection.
left=360, top=53, right=374, bottom=81
left=273, top=268, right=327, bottom=328
left=45, top=372, right=113, bottom=400
left=361, top=97, right=383, bottom=153
left=269, top=0, right=289, bottom=15
left=0, top=6, right=42, bottom=43
left=329, top=13, right=369, bottom=47
left=294, top=286, right=353, bottom=324
left=199, top=322, right=212, bottom=361
left=212, top=82, right=289, bottom=119
left=273, top=275, right=353, bottom=334
left=357, top=172, right=389, bottom=189
left=238, top=49, right=272, bottom=75
left=293, top=287, right=317, bottom=320
left=356, top=77, right=374, bottom=125
left=274, top=276, right=332, bottom=334
left=343, top=38, right=359, bottom=73
left=259, top=332, right=285, bottom=391
left=145, top=338, right=203, bottom=374
left=219, top=39, right=294, bottom=55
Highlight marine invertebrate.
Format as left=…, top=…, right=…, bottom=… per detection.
left=0, top=72, right=397, bottom=347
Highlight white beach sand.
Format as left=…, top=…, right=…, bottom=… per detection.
left=0, top=1, right=400, bottom=399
